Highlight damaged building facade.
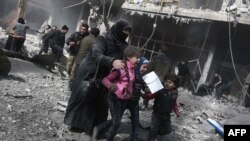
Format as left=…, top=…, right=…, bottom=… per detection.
left=0, top=0, right=249, bottom=106
left=122, top=0, right=250, bottom=106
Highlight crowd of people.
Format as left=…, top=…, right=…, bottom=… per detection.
left=4, top=17, right=231, bottom=141
left=61, top=19, right=181, bottom=141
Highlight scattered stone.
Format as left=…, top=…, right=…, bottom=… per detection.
left=196, top=116, right=203, bottom=124
left=57, top=101, right=68, bottom=107
left=55, top=105, right=66, bottom=112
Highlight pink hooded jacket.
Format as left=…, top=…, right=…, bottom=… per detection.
left=102, top=61, right=135, bottom=99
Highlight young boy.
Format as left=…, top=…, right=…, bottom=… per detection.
left=142, top=74, right=180, bottom=141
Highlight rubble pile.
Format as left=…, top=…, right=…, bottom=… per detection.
left=0, top=72, right=70, bottom=141
left=0, top=27, right=8, bottom=47
left=173, top=88, right=250, bottom=141
left=23, top=34, right=41, bottom=58
left=1, top=69, right=249, bottom=141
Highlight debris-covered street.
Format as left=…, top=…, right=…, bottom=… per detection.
left=1, top=0, right=250, bottom=141
left=1, top=66, right=250, bottom=141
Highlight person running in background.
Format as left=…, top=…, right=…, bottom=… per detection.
left=11, top=17, right=29, bottom=53
left=211, top=73, right=231, bottom=100
left=43, top=25, right=69, bottom=64
left=177, top=61, right=191, bottom=90
left=69, top=27, right=100, bottom=89
left=38, top=25, right=52, bottom=55
left=142, top=74, right=180, bottom=141
left=211, top=73, right=223, bottom=96
left=66, top=23, right=89, bottom=76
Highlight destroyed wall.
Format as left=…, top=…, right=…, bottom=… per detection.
left=127, top=14, right=212, bottom=86
left=208, top=22, right=250, bottom=97
left=178, top=0, right=224, bottom=11
left=126, top=13, right=250, bottom=96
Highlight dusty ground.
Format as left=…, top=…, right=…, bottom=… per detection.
left=0, top=72, right=70, bottom=141
left=1, top=59, right=250, bottom=141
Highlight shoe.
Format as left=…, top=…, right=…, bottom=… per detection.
left=92, top=126, right=99, bottom=141
left=216, top=96, right=221, bottom=100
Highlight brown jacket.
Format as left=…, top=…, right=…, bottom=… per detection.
left=75, top=34, right=96, bottom=65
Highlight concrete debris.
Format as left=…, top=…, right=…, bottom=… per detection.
left=57, top=101, right=68, bottom=107
left=196, top=116, right=203, bottom=124
left=4, top=93, right=34, bottom=99
left=55, top=105, right=66, bottom=112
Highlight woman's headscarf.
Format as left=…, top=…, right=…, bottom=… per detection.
left=111, top=19, right=131, bottom=42
left=135, top=57, right=149, bottom=80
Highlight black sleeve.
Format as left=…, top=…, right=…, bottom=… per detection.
left=43, top=31, right=54, bottom=44
left=66, top=32, right=76, bottom=46
left=61, top=36, right=65, bottom=48
left=91, top=35, right=114, bottom=67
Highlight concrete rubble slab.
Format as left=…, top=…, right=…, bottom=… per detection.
left=8, top=58, right=50, bottom=74
left=122, top=2, right=250, bottom=25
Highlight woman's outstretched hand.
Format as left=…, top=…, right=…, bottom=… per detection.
left=112, top=60, right=124, bottom=69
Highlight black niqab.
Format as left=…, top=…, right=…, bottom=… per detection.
left=111, top=19, right=131, bottom=42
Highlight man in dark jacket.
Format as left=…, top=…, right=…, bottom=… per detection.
left=38, top=25, right=52, bottom=55
left=43, top=25, right=69, bottom=63
left=177, top=61, right=191, bottom=89
left=69, top=27, right=100, bottom=88
left=64, top=19, right=131, bottom=134
left=66, top=23, right=89, bottom=75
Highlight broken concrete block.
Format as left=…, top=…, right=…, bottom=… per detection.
left=25, top=88, right=31, bottom=93
left=57, top=101, right=68, bottom=107
left=55, top=105, right=66, bottom=112
left=196, top=116, right=203, bottom=124
left=0, top=49, right=11, bottom=76
left=183, top=126, right=196, bottom=134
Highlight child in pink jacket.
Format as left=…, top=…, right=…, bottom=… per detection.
left=101, top=46, right=140, bottom=141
